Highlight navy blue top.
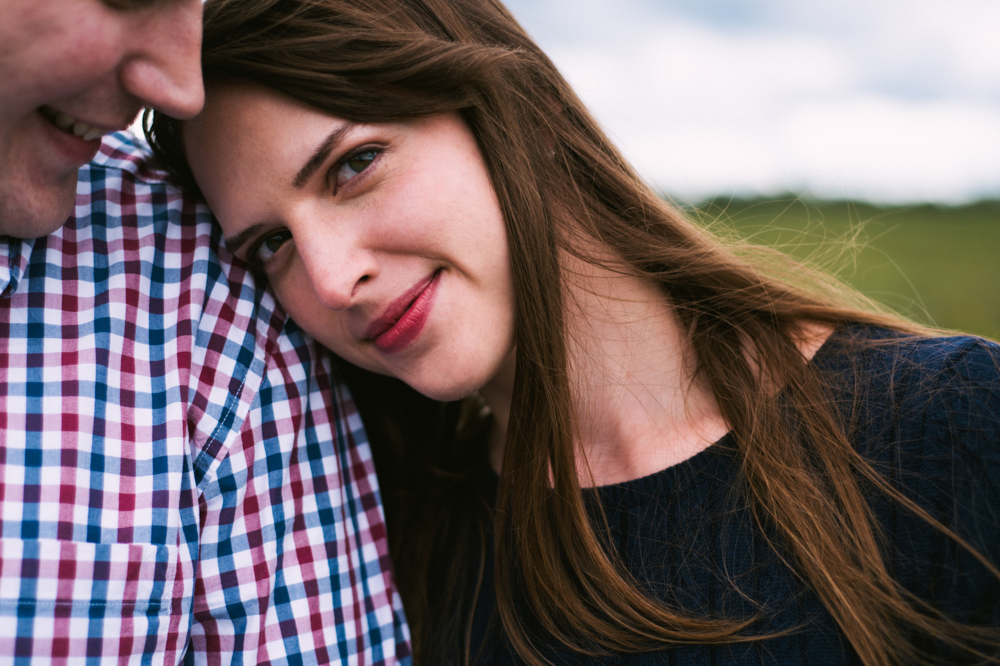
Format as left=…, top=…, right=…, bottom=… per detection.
left=468, top=328, right=1000, bottom=664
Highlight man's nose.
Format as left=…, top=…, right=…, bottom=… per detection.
left=119, top=0, right=205, bottom=119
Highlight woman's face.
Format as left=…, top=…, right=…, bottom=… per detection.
left=184, top=82, right=516, bottom=401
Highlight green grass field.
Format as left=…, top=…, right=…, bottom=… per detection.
left=683, top=197, right=1000, bottom=341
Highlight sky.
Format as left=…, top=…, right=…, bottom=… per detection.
left=502, top=0, right=1000, bottom=204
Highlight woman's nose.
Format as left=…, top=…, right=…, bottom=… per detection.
left=297, top=230, right=379, bottom=311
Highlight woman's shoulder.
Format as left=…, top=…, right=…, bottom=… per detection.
left=814, top=324, right=1000, bottom=471
left=817, top=324, right=1000, bottom=379
left=820, top=327, right=1000, bottom=623
left=816, top=325, right=1000, bottom=407
left=820, top=325, right=999, bottom=532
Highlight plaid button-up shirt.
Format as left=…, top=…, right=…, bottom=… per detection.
left=0, top=134, right=411, bottom=664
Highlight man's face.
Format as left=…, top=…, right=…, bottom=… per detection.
left=0, top=0, right=205, bottom=238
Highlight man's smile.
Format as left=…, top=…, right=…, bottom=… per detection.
left=38, top=105, right=121, bottom=142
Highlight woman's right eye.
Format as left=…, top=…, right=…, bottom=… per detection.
left=251, top=229, right=293, bottom=266
left=334, top=149, right=379, bottom=190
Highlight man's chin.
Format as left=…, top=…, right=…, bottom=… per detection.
left=0, top=175, right=77, bottom=239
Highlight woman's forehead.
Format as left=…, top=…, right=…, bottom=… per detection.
left=187, top=83, right=349, bottom=176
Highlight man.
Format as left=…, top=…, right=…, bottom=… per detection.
left=0, top=0, right=410, bottom=662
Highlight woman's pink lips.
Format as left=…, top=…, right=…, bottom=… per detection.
left=365, top=270, right=441, bottom=354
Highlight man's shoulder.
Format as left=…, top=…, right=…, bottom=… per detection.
left=3, top=131, right=307, bottom=464
left=72, top=131, right=208, bottom=240
left=76, top=132, right=294, bottom=359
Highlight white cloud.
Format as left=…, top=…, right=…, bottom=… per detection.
left=779, top=97, right=1000, bottom=202
left=503, top=0, right=1000, bottom=202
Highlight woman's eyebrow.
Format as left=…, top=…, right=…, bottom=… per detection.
left=226, top=222, right=268, bottom=255
left=293, top=123, right=356, bottom=188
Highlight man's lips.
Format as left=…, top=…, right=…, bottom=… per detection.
left=364, top=270, right=441, bottom=352
left=38, top=105, right=130, bottom=141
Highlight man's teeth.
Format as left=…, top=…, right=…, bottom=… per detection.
left=50, top=111, right=105, bottom=141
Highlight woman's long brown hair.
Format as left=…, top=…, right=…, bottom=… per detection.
left=146, top=0, right=1000, bottom=663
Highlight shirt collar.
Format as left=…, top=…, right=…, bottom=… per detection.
left=0, top=235, right=36, bottom=298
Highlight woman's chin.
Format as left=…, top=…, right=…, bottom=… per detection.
left=406, top=375, right=485, bottom=403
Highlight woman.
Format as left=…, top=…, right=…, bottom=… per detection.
left=147, top=0, right=1000, bottom=663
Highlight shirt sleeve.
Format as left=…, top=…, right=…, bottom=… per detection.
left=875, top=334, right=1000, bottom=631
left=919, top=337, right=1000, bottom=621
left=186, top=318, right=411, bottom=664
left=178, top=199, right=411, bottom=664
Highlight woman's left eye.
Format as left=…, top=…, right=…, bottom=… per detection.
left=334, top=149, right=379, bottom=189
left=251, top=229, right=293, bottom=266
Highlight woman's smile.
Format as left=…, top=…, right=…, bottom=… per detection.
left=365, top=269, right=441, bottom=353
